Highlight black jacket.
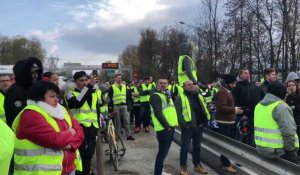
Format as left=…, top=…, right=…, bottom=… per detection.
left=286, top=94, right=300, bottom=126
left=232, top=80, right=264, bottom=119
left=4, top=57, right=43, bottom=127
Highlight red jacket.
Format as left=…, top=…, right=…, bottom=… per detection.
left=16, top=110, right=84, bottom=174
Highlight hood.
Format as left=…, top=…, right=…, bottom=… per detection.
left=13, top=57, right=43, bottom=89
left=259, top=93, right=282, bottom=106
left=286, top=72, right=300, bottom=82
left=179, top=42, right=191, bottom=55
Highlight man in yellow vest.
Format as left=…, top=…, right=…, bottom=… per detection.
left=254, top=82, right=299, bottom=164
left=65, top=71, right=100, bottom=175
left=139, top=77, right=156, bottom=132
left=108, top=73, right=135, bottom=140
left=150, top=78, right=178, bottom=175
left=175, top=80, right=211, bottom=175
left=131, top=80, right=141, bottom=133
left=177, top=42, right=198, bottom=86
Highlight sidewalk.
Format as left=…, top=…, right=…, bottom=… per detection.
left=100, top=127, right=218, bottom=175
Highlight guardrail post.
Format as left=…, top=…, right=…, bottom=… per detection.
left=96, top=132, right=105, bottom=175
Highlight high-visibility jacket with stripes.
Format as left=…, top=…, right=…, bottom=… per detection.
left=178, top=55, right=197, bottom=86
left=179, top=93, right=211, bottom=122
left=140, top=84, right=153, bottom=103
left=131, top=86, right=140, bottom=104
left=0, top=93, right=5, bottom=122
left=69, top=91, right=99, bottom=128
left=0, top=118, right=14, bottom=175
left=12, top=104, right=82, bottom=175
left=199, top=88, right=212, bottom=104
left=112, top=84, right=127, bottom=105
left=254, top=101, right=299, bottom=149
left=100, top=93, right=109, bottom=116
left=150, top=92, right=178, bottom=131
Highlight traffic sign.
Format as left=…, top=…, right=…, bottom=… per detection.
left=102, top=63, right=119, bottom=69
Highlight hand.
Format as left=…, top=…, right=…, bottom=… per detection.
left=89, top=75, right=97, bottom=86
left=69, top=128, right=76, bottom=136
left=63, top=144, right=72, bottom=150
left=235, top=107, right=243, bottom=115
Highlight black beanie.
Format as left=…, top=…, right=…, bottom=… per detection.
left=267, top=82, right=286, bottom=100
left=222, top=74, right=236, bottom=84
left=73, top=71, right=87, bottom=81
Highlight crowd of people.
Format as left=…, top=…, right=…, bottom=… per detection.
left=0, top=45, right=300, bottom=175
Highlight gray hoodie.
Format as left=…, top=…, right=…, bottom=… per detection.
left=286, top=72, right=300, bottom=82
left=256, top=93, right=297, bottom=158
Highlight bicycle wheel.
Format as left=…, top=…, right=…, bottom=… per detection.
left=114, top=130, right=126, bottom=157
left=108, top=129, right=119, bottom=170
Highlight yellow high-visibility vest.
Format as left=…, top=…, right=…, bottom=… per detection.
left=178, top=55, right=197, bottom=86
left=0, top=93, right=5, bottom=122
left=254, top=101, right=299, bottom=149
left=12, top=104, right=82, bottom=175
left=112, top=84, right=127, bottom=105
left=150, top=92, right=178, bottom=131
left=179, top=93, right=211, bottom=122
left=70, top=91, right=99, bottom=128
left=0, top=119, right=14, bottom=175
left=140, top=84, right=153, bottom=102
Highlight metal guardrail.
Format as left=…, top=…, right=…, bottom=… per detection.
left=173, top=128, right=300, bottom=175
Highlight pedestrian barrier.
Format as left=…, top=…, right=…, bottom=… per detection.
left=174, top=128, right=300, bottom=175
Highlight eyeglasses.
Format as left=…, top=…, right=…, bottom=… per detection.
left=0, top=79, right=10, bottom=82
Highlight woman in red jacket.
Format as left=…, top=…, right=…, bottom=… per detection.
left=14, top=80, right=84, bottom=175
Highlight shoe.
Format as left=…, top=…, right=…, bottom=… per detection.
left=145, top=126, right=150, bottom=132
left=135, top=127, right=140, bottom=133
left=180, top=166, right=189, bottom=175
left=223, top=166, right=237, bottom=174
left=194, top=164, right=208, bottom=174
left=127, top=135, right=135, bottom=140
left=162, top=170, right=172, bottom=175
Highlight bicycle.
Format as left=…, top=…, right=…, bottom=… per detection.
left=100, top=113, right=126, bottom=171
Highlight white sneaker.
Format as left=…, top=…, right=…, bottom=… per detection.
left=162, top=170, right=172, bottom=175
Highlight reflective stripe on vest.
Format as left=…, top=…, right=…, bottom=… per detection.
left=254, top=101, right=299, bottom=149
left=178, top=55, right=197, bottom=86
left=150, top=92, right=178, bottom=131
left=112, top=84, right=126, bottom=105
left=140, top=84, right=153, bottom=102
left=0, top=93, right=5, bottom=122
left=12, top=105, right=82, bottom=173
left=70, top=91, right=99, bottom=128
left=179, top=93, right=211, bottom=122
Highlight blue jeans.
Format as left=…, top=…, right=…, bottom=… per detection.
left=180, top=126, right=203, bottom=167
left=154, top=128, right=174, bottom=175
left=216, top=123, right=235, bottom=167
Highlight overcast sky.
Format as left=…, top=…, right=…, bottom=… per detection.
left=0, top=0, right=223, bottom=66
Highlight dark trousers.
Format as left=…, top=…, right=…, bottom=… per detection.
left=76, top=125, right=98, bottom=175
left=154, top=128, right=174, bottom=175
left=180, top=126, right=203, bottom=167
left=132, top=105, right=141, bottom=128
left=140, top=102, right=151, bottom=127
left=217, top=123, right=235, bottom=167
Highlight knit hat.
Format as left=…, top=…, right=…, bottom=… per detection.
left=73, top=71, right=87, bottom=81
left=222, top=74, right=236, bottom=85
left=267, top=82, right=286, bottom=100
left=286, top=72, right=300, bottom=82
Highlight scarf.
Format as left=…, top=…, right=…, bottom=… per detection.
left=27, top=100, right=65, bottom=120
